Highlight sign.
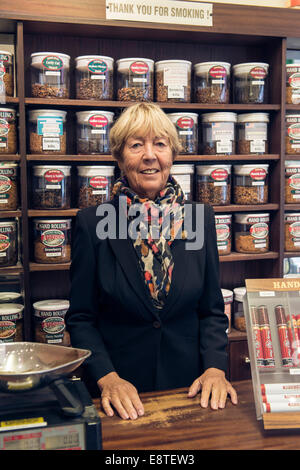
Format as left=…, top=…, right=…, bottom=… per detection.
left=106, top=0, right=213, bottom=26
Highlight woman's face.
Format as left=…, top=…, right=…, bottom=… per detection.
left=119, top=134, right=173, bottom=200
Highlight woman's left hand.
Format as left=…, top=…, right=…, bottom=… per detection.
left=187, top=368, right=238, bottom=410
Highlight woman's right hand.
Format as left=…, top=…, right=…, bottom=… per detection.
left=97, top=371, right=145, bottom=420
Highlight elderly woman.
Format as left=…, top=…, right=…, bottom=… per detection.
left=66, top=102, right=237, bottom=421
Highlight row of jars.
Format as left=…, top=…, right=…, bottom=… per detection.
left=29, top=52, right=270, bottom=104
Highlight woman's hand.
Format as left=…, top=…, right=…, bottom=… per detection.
left=187, top=368, right=238, bottom=410
left=97, top=371, right=145, bottom=420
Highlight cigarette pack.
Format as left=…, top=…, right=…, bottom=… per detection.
left=244, top=278, right=300, bottom=429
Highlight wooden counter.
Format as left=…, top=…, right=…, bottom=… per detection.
left=95, top=380, right=300, bottom=450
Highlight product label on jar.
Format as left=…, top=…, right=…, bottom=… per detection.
left=42, top=138, right=60, bottom=151
left=0, top=54, right=10, bottom=63
left=42, top=55, right=63, bottom=70
left=88, top=114, right=108, bottom=134
left=0, top=175, right=11, bottom=194
left=88, top=59, right=107, bottom=74
left=288, top=71, right=300, bottom=89
left=210, top=168, right=229, bottom=186
left=0, top=233, right=10, bottom=255
left=164, top=65, right=188, bottom=99
left=216, top=223, right=230, bottom=241
left=0, top=320, right=16, bottom=342
left=250, top=222, right=269, bottom=239
left=0, top=118, right=9, bottom=148
left=211, top=122, right=234, bottom=142
left=42, top=316, right=65, bottom=334
left=44, top=169, right=64, bottom=189
left=41, top=229, right=65, bottom=247
left=250, top=168, right=267, bottom=186
left=289, top=222, right=300, bottom=241
left=89, top=176, right=108, bottom=194
left=38, top=116, right=63, bottom=136
left=209, top=65, right=226, bottom=84
left=250, top=66, right=266, bottom=85
left=176, top=116, right=194, bottom=135
left=0, top=64, right=5, bottom=79
left=288, top=173, right=300, bottom=197
left=37, top=221, right=70, bottom=230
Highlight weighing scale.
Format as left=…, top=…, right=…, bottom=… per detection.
left=0, top=342, right=102, bottom=450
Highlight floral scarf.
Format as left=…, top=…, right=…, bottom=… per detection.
left=112, top=176, right=187, bottom=309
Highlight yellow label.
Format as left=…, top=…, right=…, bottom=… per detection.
left=0, top=417, right=45, bottom=428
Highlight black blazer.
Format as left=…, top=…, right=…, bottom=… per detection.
left=65, top=199, right=228, bottom=393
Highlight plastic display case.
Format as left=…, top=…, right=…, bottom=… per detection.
left=244, top=278, right=300, bottom=429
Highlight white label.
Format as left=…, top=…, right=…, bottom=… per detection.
left=254, top=242, right=266, bottom=248
left=212, top=79, right=224, bottom=84
left=259, top=291, right=275, bottom=297
left=213, top=181, right=227, bottom=186
left=91, top=129, right=106, bottom=134
left=250, top=141, right=265, bottom=153
left=252, top=80, right=264, bottom=85
left=46, top=252, right=61, bottom=257
left=91, top=75, right=105, bottom=80
left=42, top=138, right=60, bottom=151
left=179, top=131, right=193, bottom=135
left=0, top=200, right=7, bottom=204
left=105, top=0, right=213, bottom=27
left=45, top=71, right=61, bottom=76
left=132, top=77, right=147, bottom=83
left=45, top=184, right=61, bottom=189
left=92, top=190, right=106, bottom=195
left=290, top=369, right=300, bottom=375
left=252, top=181, right=265, bottom=186
left=216, top=141, right=232, bottom=153
left=164, top=65, right=188, bottom=87
left=167, top=86, right=184, bottom=99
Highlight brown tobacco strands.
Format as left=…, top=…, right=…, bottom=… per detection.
left=257, top=305, right=275, bottom=368
left=250, top=306, right=265, bottom=368
left=274, top=305, right=293, bottom=367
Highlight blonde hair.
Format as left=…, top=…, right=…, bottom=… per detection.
left=109, top=102, right=182, bottom=161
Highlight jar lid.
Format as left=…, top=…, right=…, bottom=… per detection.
left=76, top=110, right=114, bottom=125
left=33, top=165, right=71, bottom=176
left=77, top=165, right=115, bottom=177
left=286, top=114, right=300, bottom=119
left=221, top=288, right=233, bottom=302
left=0, top=50, right=12, bottom=56
left=167, top=112, right=198, bottom=120
left=33, top=299, right=70, bottom=312
left=155, top=60, right=192, bottom=71
left=201, top=112, right=237, bottom=122
left=233, top=164, right=269, bottom=175
left=75, top=55, right=114, bottom=71
left=196, top=164, right=232, bottom=175
left=234, top=212, right=270, bottom=224
left=233, top=286, right=246, bottom=302
left=237, top=113, right=269, bottom=123
left=0, top=162, right=18, bottom=168
left=285, top=212, right=300, bottom=220
left=117, top=58, right=154, bottom=72
left=29, top=109, right=67, bottom=121
left=0, top=303, right=24, bottom=315
left=194, top=61, right=231, bottom=74
left=286, top=63, right=300, bottom=67
left=232, top=62, right=269, bottom=75
left=0, top=220, right=16, bottom=228
left=0, top=108, right=16, bottom=115
left=34, top=218, right=71, bottom=226
left=285, top=160, right=300, bottom=167
left=215, top=214, right=232, bottom=222
left=0, top=292, right=22, bottom=302
left=171, top=164, right=194, bottom=174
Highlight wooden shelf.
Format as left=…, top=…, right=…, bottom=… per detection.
left=0, top=154, right=21, bottom=161
left=26, top=154, right=116, bottom=162
left=0, top=263, right=23, bottom=274
left=28, top=209, right=79, bottom=217
left=228, top=328, right=247, bottom=342
left=214, top=204, right=279, bottom=213
left=24, top=97, right=281, bottom=111
left=284, top=204, right=300, bottom=211
left=285, top=154, right=300, bottom=160
left=284, top=252, right=300, bottom=258
left=4, top=97, right=19, bottom=104
left=29, top=262, right=71, bottom=271
left=0, top=210, right=22, bottom=218
left=219, top=251, right=279, bottom=262
left=26, top=154, right=279, bottom=162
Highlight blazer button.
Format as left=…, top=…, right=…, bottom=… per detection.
left=153, top=321, right=161, bottom=329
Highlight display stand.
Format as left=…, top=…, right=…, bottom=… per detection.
left=245, top=278, right=300, bottom=429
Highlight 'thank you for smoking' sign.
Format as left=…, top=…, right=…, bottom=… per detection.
left=105, top=0, right=213, bottom=27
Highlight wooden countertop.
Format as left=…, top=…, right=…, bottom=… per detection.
left=94, top=380, right=300, bottom=450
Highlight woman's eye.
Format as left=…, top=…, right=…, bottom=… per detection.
left=131, top=142, right=142, bottom=149
left=156, top=141, right=166, bottom=147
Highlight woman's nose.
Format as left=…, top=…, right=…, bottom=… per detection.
left=143, top=142, right=157, bottom=160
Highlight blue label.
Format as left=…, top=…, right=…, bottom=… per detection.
left=37, top=116, right=63, bottom=136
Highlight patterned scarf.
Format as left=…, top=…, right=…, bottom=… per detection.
left=112, top=175, right=187, bottom=309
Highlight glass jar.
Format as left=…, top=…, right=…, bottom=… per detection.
left=194, top=61, right=230, bottom=104
left=117, top=58, right=154, bottom=101
left=0, top=220, right=17, bottom=267
left=32, top=165, right=71, bottom=209
left=167, top=113, right=198, bottom=154
left=196, top=164, right=231, bottom=205
left=76, top=110, right=114, bottom=154
left=285, top=160, right=300, bottom=203
left=201, top=112, right=237, bottom=155
left=233, top=62, right=269, bottom=104
left=155, top=60, right=191, bottom=103
left=286, top=114, right=300, bottom=155
left=0, top=303, right=23, bottom=343
left=0, top=162, right=18, bottom=210
left=221, top=288, right=233, bottom=334
left=233, top=164, right=269, bottom=205
left=286, top=63, right=300, bottom=104
left=0, top=51, right=13, bottom=97
left=33, top=218, right=71, bottom=264
left=215, top=214, right=232, bottom=255
left=234, top=212, right=270, bottom=253
left=77, top=165, right=115, bottom=208
left=233, top=286, right=246, bottom=331
left=285, top=212, right=300, bottom=252
left=33, top=299, right=70, bottom=346
left=170, top=164, right=194, bottom=200
left=29, top=109, right=67, bottom=155
left=237, top=113, right=269, bottom=154
left=0, top=108, right=17, bottom=154
left=30, top=52, right=70, bottom=98
left=75, top=55, right=114, bottom=100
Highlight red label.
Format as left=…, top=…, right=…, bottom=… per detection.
left=250, top=222, right=268, bottom=239
left=44, top=169, right=65, bottom=183
left=250, top=67, right=267, bottom=79
left=88, top=115, right=108, bottom=128
left=250, top=168, right=267, bottom=180
left=210, top=169, right=228, bottom=181
left=209, top=65, right=227, bottom=78
left=0, top=234, right=9, bottom=252
left=89, top=176, right=108, bottom=189
left=176, top=117, right=194, bottom=129
left=129, top=61, right=149, bottom=74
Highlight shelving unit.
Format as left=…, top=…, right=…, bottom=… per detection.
left=1, top=1, right=300, bottom=380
